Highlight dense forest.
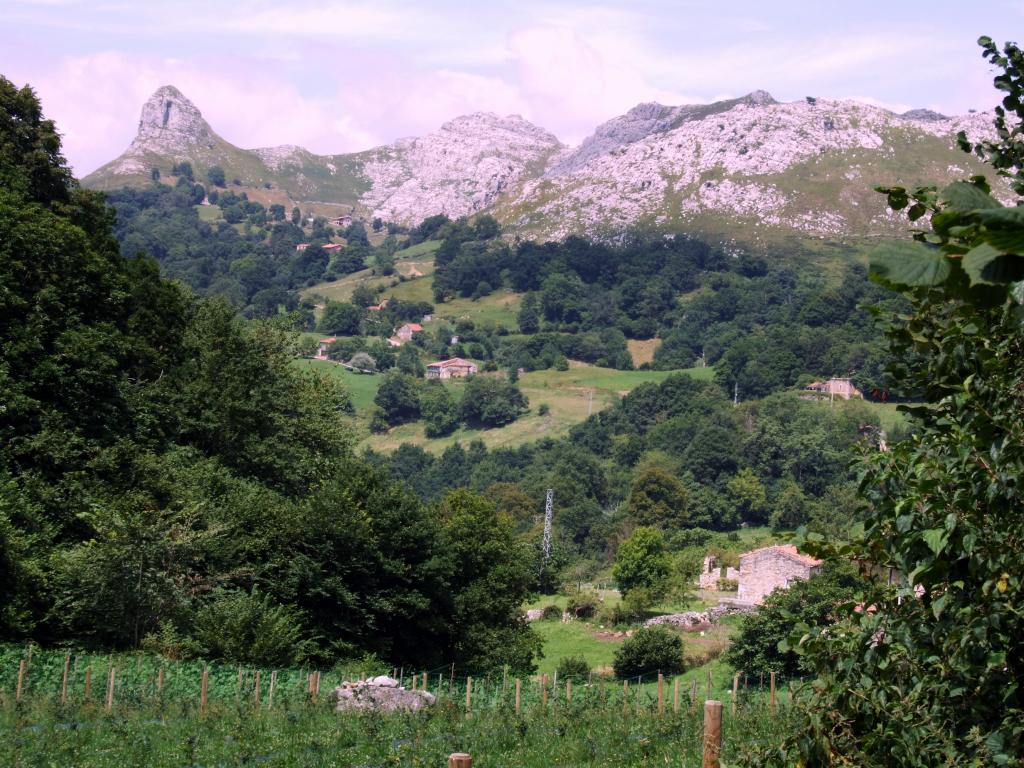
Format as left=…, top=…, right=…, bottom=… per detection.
left=0, top=78, right=540, bottom=673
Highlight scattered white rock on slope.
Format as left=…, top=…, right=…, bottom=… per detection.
left=332, top=676, right=435, bottom=713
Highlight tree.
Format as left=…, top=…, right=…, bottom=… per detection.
left=612, top=625, right=684, bottom=679
left=420, top=382, right=459, bottom=438
left=373, top=371, right=421, bottom=425
left=396, top=343, right=425, bottom=377
left=290, top=206, right=301, bottom=225
left=725, top=565, right=861, bottom=679
left=348, top=351, right=376, bottom=372
left=626, top=466, right=689, bottom=529
left=726, top=467, right=768, bottom=524
left=612, top=527, right=670, bottom=597
left=269, top=204, right=286, bottom=221
left=517, top=292, right=541, bottom=333
left=459, top=376, right=528, bottom=428
left=319, top=301, right=362, bottom=335
left=350, top=284, right=378, bottom=308
left=763, top=38, right=1024, bottom=767
left=205, top=165, right=226, bottom=187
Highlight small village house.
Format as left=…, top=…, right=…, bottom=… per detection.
left=425, top=358, right=478, bottom=379
left=735, top=544, right=822, bottom=604
left=315, top=337, right=337, bottom=360
left=392, top=323, right=423, bottom=344
left=805, top=377, right=862, bottom=400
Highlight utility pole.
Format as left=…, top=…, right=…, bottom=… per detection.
left=541, top=489, right=554, bottom=568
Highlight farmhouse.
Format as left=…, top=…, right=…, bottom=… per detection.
left=330, top=215, right=353, bottom=228
left=388, top=322, right=423, bottom=346
left=805, top=377, right=862, bottom=400
left=736, top=544, right=822, bottom=604
left=322, top=243, right=342, bottom=253
left=425, top=358, right=478, bottom=379
left=315, top=337, right=337, bottom=360
left=296, top=243, right=309, bottom=252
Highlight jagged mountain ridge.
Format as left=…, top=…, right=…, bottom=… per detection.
left=83, top=85, right=998, bottom=241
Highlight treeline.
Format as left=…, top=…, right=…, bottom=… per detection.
left=366, top=373, right=886, bottom=568
left=0, top=78, right=540, bottom=673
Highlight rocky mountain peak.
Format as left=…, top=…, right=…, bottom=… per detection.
left=133, top=85, right=216, bottom=153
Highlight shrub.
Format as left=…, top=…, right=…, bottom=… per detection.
left=192, top=589, right=312, bottom=666
left=566, top=591, right=598, bottom=619
left=538, top=403, right=550, bottom=416
left=716, top=578, right=738, bottom=591
left=556, top=655, right=591, bottom=680
left=541, top=604, right=562, bottom=621
left=612, top=625, right=684, bottom=679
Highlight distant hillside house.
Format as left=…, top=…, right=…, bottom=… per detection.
left=322, top=243, right=342, bottom=253
left=330, top=215, right=353, bottom=228
left=736, top=545, right=822, bottom=604
left=425, top=358, right=478, bottom=380
left=315, top=337, right=337, bottom=360
left=368, top=299, right=390, bottom=312
left=296, top=243, right=309, bottom=252
left=394, top=323, right=423, bottom=342
left=805, top=377, right=862, bottom=400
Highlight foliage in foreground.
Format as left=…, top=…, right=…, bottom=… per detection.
left=759, top=38, right=1024, bottom=767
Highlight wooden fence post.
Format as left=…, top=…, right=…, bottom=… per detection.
left=621, top=680, right=628, bottom=715
left=566, top=678, right=572, bottom=703
left=515, top=678, right=521, bottom=714
left=15, top=659, right=26, bottom=701
left=61, top=654, right=70, bottom=704
left=503, top=666, right=508, bottom=693
left=200, top=665, right=209, bottom=716
left=706, top=668, right=712, bottom=699
left=769, top=672, right=776, bottom=716
left=541, top=674, right=548, bottom=709
left=105, top=665, right=115, bottom=712
left=465, top=677, right=473, bottom=717
left=157, top=668, right=165, bottom=699
left=237, top=665, right=243, bottom=703
left=448, top=753, right=472, bottom=768
left=702, top=700, right=723, bottom=768
left=254, top=670, right=261, bottom=709
left=673, top=677, right=680, bottom=713
left=657, top=672, right=664, bottom=716
left=731, top=673, right=739, bottom=716
left=422, top=672, right=428, bottom=691
left=84, top=665, right=92, bottom=700
left=268, top=670, right=277, bottom=710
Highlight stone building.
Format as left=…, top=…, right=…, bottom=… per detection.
left=698, top=555, right=740, bottom=590
left=736, top=544, right=822, bottom=604
left=804, top=377, right=862, bottom=400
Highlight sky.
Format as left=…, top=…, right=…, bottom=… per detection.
left=1, top=0, right=1018, bottom=175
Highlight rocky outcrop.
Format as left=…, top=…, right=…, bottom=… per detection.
left=361, top=112, right=563, bottom=224
left=332, top=676, right=435, bottom=713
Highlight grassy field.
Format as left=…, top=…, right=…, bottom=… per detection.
left=626, top=338, right=662, bottom=367
left=293, top=358, right=381, bottom=411
left=386, top=277, right=523, bottom=328
left=1, top=645, right=795, bottom=766
left=361, top=365, right=710, bottom=454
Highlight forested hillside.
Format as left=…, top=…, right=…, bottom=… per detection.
left=0, top=77, right=540, bottom=673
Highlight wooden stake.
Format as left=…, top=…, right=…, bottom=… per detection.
left=702, top=700, right=723, bottom=768
left=541, top=674, right=548, bottom=708
left=552, top=670, right=558, bottom=703
left=769, top=671, right=776, bottom=716
left=84, top=665, right=92, bottom=700
left=621, top=680, right=628, bottom=715
left=731, top=673, right=739, bottom=716
left=448, top=753, right=472, bottom=768
left=657, top=673, right=664, bottom=716
left=61, top=654, right=70, bottom=704
left=465, top=676, right=472, bottom=716
left=673, top=677, right=680, bottom=714
left=254, top=670, right=261, bottom=709
left=502, top=666, right=507, bottom=693
left=200, top=666, right=209, bottom=716
left=422, top=672, right=428, bottom=691
left=157, top=668, right=164, bottom=698
left=268, top=671, right=277, bottom=710
left=566, top=678, right=572, bottom=703
left=16, top=659, right=26, bottom=701
left=411, top=673, right=417, bottom=691
left=515, top=678, right=521, bottom=714
left=706, top=668, right=712, bottom=699
left=237, top=665, right=243, bottom=702
left=105, top=666, right=115, bottom=712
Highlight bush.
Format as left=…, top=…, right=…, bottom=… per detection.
left=541, top=604, right=563, bottom=621
left=566, top=591, right=598, bottom=619
left=612, top=625, right=684, bottom=679
left=556, top=654, right=591, bottom=680
left=192, top=589, right=312, bottom=666
left=716, top=578, right=738, bottom=591
left=538, top=403, right=550, bottom=416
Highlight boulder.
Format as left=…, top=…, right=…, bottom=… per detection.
left=332, top=678, right=435, bottom=713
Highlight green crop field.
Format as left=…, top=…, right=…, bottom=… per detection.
left=0, top=645, right=797, bottom=767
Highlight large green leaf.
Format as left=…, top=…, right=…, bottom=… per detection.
left=983, top=227, right=1024, bottom=253
left=941, top=181, right=1002, bottom=212
left=963, top=243, right=1024, bottom=285
left=972, top=207, right=1024, bottom=225
left=870, top=241, right=952, bottom=287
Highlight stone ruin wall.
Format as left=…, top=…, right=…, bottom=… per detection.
left=736, top=549, right=820, bottom=604
left=697, top=556, right=740, bottom=590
